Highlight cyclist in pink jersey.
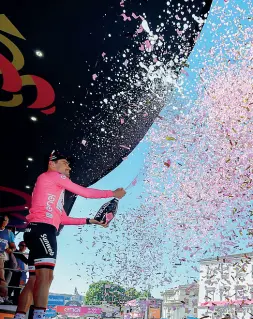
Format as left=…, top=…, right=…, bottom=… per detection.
left=14, top=150, right=126, bottom=319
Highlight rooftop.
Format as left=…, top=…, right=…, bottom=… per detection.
left=200, top=251, right=253, bottom=264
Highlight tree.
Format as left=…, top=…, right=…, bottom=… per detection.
left=139, top=290, right=152, bottom=298
left=85, top=281, right=153, bottom=307
left=125, top=288, right=141, bottom=301
left=85, top=281, right=126, bottom=307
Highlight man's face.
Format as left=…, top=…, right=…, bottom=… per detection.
left=2, top=216, right=9, bottom=228
left=19, top=243, right=26, bottom=252
left=54, top=159, right=71, bottom=177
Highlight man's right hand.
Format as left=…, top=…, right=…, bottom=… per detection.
left=113, top=188, right=126, bottom=199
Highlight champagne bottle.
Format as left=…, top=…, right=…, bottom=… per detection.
left=94, top=198, right=119, bottom=224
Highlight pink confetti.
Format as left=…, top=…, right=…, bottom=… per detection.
left=164, top=159, right=171, bottom=168
left=181, top=69, right=189, bottom=77
left=145, top=40, right=152, bottom=49
left=132, top=12, right=140, bottom=19
left=120, top=0, right=124, bottom=7
left=120, top=118, right=124, bottom=124
left=121, top=13, right=131, bottom=21
left=194, top=33, right=201, bottom=43
left=92, top=74, right=98, bottom=80
left=119, top=145, right=131, bottom=150
left=153, top=57, right=158, bottom=63
left=81, top=140, right=87, bottom=146
left=102, top=52, right=106, bottom=57
left=175, top=15, right=181, bottom=20
left=131, top=178, right=137, bottom=186
left=176, top=29, right=183, bottom=36
left=136, top=25, right=144, bottom=34
left=139, top=44, right=145, bottom=51
left=122, top=157, right=128, bottom=160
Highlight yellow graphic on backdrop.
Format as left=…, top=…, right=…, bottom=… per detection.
left=0, top=14, right=56, bottom=113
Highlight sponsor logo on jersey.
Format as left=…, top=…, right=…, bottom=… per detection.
left=46, top=193, right=56, bottom=216
left=40, top=234, right=55, bottom=256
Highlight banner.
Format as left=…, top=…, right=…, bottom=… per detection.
left=45, top=310, right=57, bottom=318
left=48, top=294, right=65, bottom=306
left=56, top=306, right=102, bottom=316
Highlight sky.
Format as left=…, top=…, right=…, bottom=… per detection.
left=15, top=0, right=252, bottom=300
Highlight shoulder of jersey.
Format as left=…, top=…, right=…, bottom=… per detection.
left=40, top=171, right=65, bottom=179
left=49, top=171, right=67, bottom=179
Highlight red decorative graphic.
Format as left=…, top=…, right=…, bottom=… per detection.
left=0, top=186, right=31, bottom=213
left=27, top=75, right=56, bottom=112
left=0, top=15, right=56, bottom=114
left=0, top=54, right=22, bottom=92
left=41, top=106, right=56, bottom=115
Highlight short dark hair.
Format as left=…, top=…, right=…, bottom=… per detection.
left=0, top=214, right=9, bottom=226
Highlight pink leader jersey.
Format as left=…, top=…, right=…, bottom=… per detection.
left=26, top=171, right=114, bottom=230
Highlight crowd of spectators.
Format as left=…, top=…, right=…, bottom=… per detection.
left=0, top=215, right=28, bottom=305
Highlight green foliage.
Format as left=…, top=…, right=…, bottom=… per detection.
left=139, top=290, right=152, bottom=298
left=125, top=288, right=141, bottom=300
left=85, top=281, right=126, bottom=306
left=85, top=281, right=153, bottom=306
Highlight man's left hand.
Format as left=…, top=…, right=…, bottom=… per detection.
left=89, top=219, right=108, bottom=227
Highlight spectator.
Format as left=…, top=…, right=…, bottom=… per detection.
left=9, top=241, right=28, bottom=304
left=0, top=214, right=16, bottom=301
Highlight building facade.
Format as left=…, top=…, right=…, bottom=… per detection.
left=161, top=283, right=199, bottom=319
left=124, top=299, right=162, bottom=319
left=198, top=252, right=253, bottom=319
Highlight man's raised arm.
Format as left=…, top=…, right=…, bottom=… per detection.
left=55, top=174, right=125, bottom=199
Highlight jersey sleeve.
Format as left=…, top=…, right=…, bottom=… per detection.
left=60, top=209, right=88, bottom=226
left=8, top=231, right=15, bottom=243
left=55, top=174, right=114, bottom=199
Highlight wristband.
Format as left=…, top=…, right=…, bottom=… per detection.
left=86, top=218, right=91, bottom=224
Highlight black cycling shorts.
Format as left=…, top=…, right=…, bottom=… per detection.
left=24, top=223, right=57, bottom=274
